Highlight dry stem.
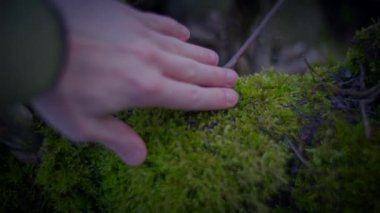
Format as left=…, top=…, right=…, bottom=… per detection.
left=359, top=64, right=372, bottom=139
left=223, top=0, right=285, bottom=68
left=287, top=138, right=311, bottom=168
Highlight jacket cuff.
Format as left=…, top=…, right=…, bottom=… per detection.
left=0, top=0, right=66, bottom=105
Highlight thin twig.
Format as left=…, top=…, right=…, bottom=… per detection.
left=304, top=58, right=364, bottom=90
left=338, top=77, right=357, bottom=87
left=335, top=83, right=380, bottom=98
left=362, top=88, right=380, bottom=103
left=223, top=0, right=286, bottom=68
left=359, top=64, right=366, bottom=90
left=303, top=57, right=318, bottom=81
left=287, top=139, right=311, bottom=168
left=359, top=64, right=371, bottom=139
left=360, top=101, right=371, bottom=139
left=304, top=66, right=380, bottom=98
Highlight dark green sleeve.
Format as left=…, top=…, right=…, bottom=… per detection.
left=0, top=0, right=66, bottom=106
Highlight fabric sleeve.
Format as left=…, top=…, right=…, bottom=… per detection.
left=0, top=0, right=66, bottom=106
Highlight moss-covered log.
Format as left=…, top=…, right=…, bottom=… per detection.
left=1, top=23, right=379, bottom=213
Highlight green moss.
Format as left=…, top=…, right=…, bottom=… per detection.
left=346, top=21, right=380, bottom=84
left=100, top=71, right=312, bottom=212
left=33, top=124, right=106, bottom=212
left=0, top=69, right=320, bottom=212
left=293, top=120, right=380, bottom=212
left=0, top=147, right=48, bottom=212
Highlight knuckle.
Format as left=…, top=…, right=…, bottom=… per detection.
left=202, top=49, right=218, bottom=63
left=143, top=80, right=163, bottom=95
left=183, top=67, right=197, bottom=81
left=187, top=89, right=201, bottom=105
left=134, top=77, right=163, bottom=95
left=219, top=69, right=228, bottom=82
left=73, top=130, right=91, bottom=142
left=157, top=15, right=178, bottom=27
left=128, top=43, right=160, bottom=63
left=66, top=121, right=93, bottom=142
left=144, top=12, right=161, bottom=21
left=145, top=12, right=178, bottom=28
left=168, top=41, right=181, bottom=54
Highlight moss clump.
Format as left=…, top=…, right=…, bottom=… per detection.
left=1, top=69, right=330, bottom=212
left=346, top=21, right=380, bottom=84
left=0, top=146, right=48, bottom=212
left=291, top=21, right=380, bottom=212
left=36, top=70, right=323, bottom=212
left=293, top=120, right=380, bottom=212
left=34, top=125, right=105, bottom=212
left=100, top=71, right=318, bottom=212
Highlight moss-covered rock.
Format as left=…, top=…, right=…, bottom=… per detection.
left=99, top=71, right=317, bottom=212
left=1, top=23, right=380, bottom=212
left=35, top=70, right=323, bottom=212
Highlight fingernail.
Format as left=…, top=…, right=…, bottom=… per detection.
left=209, top=51, right=219, bottom=64
left=124, top=147, right=147, bottom=166
left=226, top=70, right=238, bottom=86
left=225, top=90, right=239, bottom=106
left=180, top=27, right=190, bottom=40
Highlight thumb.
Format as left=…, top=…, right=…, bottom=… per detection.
left=88, top=115, right=147, bottom=166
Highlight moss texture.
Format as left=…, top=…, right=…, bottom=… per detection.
left=99, top=71, right=313, bottom=212
left=346, top=21, right=380, bottom=84
left=1, top=23, right=380, bottom=212
left=0, top=147, right=47, bottom=212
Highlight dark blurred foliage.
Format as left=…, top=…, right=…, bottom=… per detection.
left=127, top=0, right=380, bottom=40
left=320, top=0, right=380, bottom=41
left=125, top=0, right=170, bottom=14
left=125, top=0, right=380, bottom=74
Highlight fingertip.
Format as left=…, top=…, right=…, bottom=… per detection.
left=90, top=116, right=148, bottom=166
left=141, top=12, right=190, bottom=41
left=225, top=89, right=239, bottom=107
left=165, top=18, right=190, bottom=41
left=198, top=49, right=219, bottom=65
left=209, top=50, right=219, bottom=65
left=122, top=143, right=148, bottom=166
left=178, top=26, right=190, bottom=41
left=225, top=69, right=239, bottom=87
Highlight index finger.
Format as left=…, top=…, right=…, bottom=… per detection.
left=130, top=77, right=239, bottom=111
left=139, top=12, right=190, bottom=41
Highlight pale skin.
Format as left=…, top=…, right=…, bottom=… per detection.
left=32, top=0, right=239, bottom=165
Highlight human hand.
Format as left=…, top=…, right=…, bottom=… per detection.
left=32, top=0, right=239, bottom=165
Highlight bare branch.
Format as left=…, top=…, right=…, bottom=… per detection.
left=304, top=57, right=318, bottom=81
left=360, top=101, right=371, bottom=139
left=223, top=0, right=286, bottom=68
left=338, top=77, right=357, bottom=87
left=336, top=83, right=380, bottom=98
left=359, top=64, right=366, bottom=90
left=359, top=64, right=371, bottom=139
left=287, top=139, right=311, bottom=168
left=363, top=88, right=380, bottom=103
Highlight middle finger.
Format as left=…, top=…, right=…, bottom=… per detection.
left=152, top=32, right=220, bottom=66
left=155, top=51, right=238, bottom=88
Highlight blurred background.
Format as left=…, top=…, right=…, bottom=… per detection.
left=126, top=0, right=380, bottom=75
